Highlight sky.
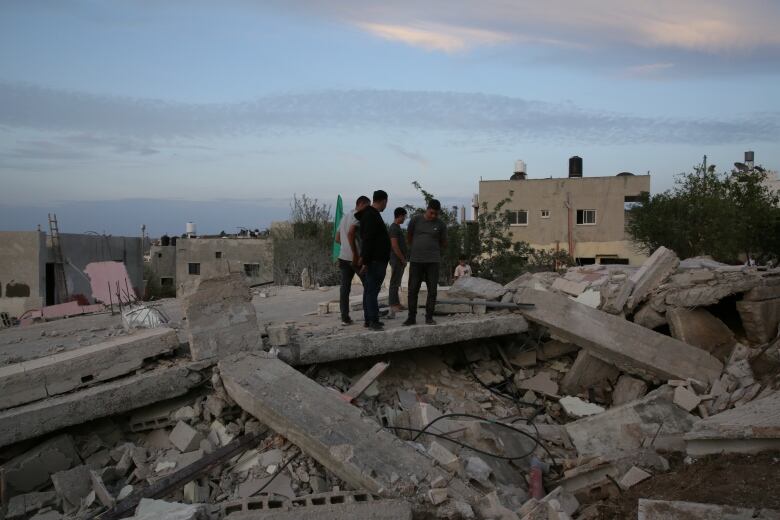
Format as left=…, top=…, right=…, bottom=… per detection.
left=1, top=0, right=779, bottom=236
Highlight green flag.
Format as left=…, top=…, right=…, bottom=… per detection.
left=331, top=195, right=343, bottom=262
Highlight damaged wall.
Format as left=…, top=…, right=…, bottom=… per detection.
left=0, top=231, right=47, bottom=318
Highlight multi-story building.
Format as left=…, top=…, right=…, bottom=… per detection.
left=478, top=157, right=651, bottom=265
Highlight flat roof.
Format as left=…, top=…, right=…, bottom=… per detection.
left=479, top=174, right=650, bottom=183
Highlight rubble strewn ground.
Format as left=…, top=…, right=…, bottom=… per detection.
left=1, top=248, right=779, bottom=519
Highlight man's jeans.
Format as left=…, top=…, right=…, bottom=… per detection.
left=363, top=260, right=388, bottom=324
left=407, top=262, right=439, bottom=320
left=388, top=260, right=405, bottom=307
left=339, top=259, right=363, bottom=320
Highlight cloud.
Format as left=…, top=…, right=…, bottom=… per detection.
left=1, top=82, right=778, bottom=147
left=388, top=143, right=430, bottom=167
left=357, top=22, right=512, bottom=52
left=622, top=62, right=676, bottom=79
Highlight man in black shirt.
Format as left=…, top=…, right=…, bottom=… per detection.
left=355, top=190, right=391, bottom=330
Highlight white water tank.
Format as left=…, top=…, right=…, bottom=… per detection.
left=186, top=222, right=197, bottom=236
left=515, top=160, right=527, bottom=175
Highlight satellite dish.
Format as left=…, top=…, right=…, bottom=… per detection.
left=755, top=165, right=766, bottom=172
left=734, top=162, right=749, bottom=172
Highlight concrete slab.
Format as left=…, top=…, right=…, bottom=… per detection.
left=2, top=434, right=81, bottom=495
left=685, top=391, right=780, bottom=456
left=448, top=276, right=507, bottom=301
left=667, top=308, right=736, bottom=361
left=219, top=353, right=478, bottom=509
left=736, top=298, right=780, bottom=344
left=276, top=314, right=528, bottom=365
left=183, top=273, right=260, bottom=361
left=515, top=288, right=723, bottom=383
left=626, top=247, right=679, bottom=311
left=0, top=327, right=179, bottom=410
left=560, top=350, right=619, bottom=395
left=611, top=375, right=648, bottom=406
left=565, top=387, right=697, bottom=458
left=637, top=499, right=780, bottom=520
left=222, top=493, right=412, bottom=520
left=0, top=363, right=204, bottom=448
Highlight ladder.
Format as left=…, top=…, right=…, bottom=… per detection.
left=48, top=213, right=69, bottom=304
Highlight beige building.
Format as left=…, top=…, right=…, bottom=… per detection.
left=478, top=161, right=651, bottom=265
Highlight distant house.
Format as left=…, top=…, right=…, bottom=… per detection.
left=478, top=158, right=651, bottom=266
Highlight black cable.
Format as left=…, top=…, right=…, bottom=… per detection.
left=253, top=450, right=301, bottom=495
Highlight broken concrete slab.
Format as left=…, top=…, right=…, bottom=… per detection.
left=667, top=307, right=736, bottom=361
left=565, top=387, right=697, bottom=458
left=685, top=391, right=780, bottom=456
left=551, top=278, right=588, bottom=297
left=537, top=340, right=579, bottom=361
left=617, top=466, right=651, bottom=490
left=219, top=352, right=479, bottom=508
left=673, top=386, right=701, bottom=412
left=626, top=246, right=679, bottom=311
left=611, top=375, right=648, bottom=406
left=277, top=315, right=528, bottom=365
left=736, top=298, right=780, bottom=344
left=130, top=498, right=208, bottom=520
left=223, top=495, right=413, bottom=520
left=0, top=327, right=179, bottom=410
left=632, top=303, right=667, bottom=330
left=560, top=350, right=619, bottom=396
left=51, top=464, right=92, bottom=512
left=183, top=273, right=260, bottom=362
left=559, top=396, right=605, bottom=418
left=6, top=491, right=57, bottom=519
left=0, top=364, right=204, bottom=449
left=448, top=276, right=507, bottom=301
left=3, top=434, right=81, bottom=495
left=664, top=270, right=761, bottom=308
left=744, top=276, right=780, bottom=301
left=515, top=288, right=723, bottom=384
left=637, top=499, right=780, bottom=520
left=518, top=372, right=559, bottom=398
left=169, top=421, right=204, bottom=453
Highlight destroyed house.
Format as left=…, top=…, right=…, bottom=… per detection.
left=478, top=157, right=650, bottom=265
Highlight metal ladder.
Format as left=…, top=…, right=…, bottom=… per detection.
left=48, top=213, right=69, bottom=304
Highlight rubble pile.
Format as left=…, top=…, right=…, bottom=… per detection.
left=1, top=248, right=779, bottom=519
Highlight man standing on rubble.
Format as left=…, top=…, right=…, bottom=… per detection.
left=356, top=190, right=391, bottom=330
left=404, top=199, right=447, bottom=326
left=335, top=195, right=370, bottom=325
left=388, top=207, right=409, bottom=319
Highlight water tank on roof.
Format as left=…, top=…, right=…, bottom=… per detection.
left=617, top=172, right=635, bottom=176
left=160, top=234, right=170, bottom=246
left=569, top=156, right=583, bottom=178
left=186, top=222, right=197, bottom=236
left=511, top=159, right=527, bottom=180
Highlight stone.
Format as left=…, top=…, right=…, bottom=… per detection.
left=183, top=273, right=259, bottom=361
left=626, top=246, right=679, bottom=311
left=559, top=396, right=605, bottom=418
left=0, top=327, right=179, bottom=411
left=51, top=465, right=92, bottom=513
left=465, top=456, right=492, bottom=486
left=552, top=278, right=589, bottom=297
left=560, top=350, right=619, bottom=396
left=632, top=304, right=667, bottom=330
left=618, top=466, right=652, bottom=490
left=518, top=372, right=559, bottom=398
left=6, top=491, right=57, bottom=519
left=516, top=288, right=723, bottom=384
left=3, top=434, right=81, bottom=494
left=428, top=441, right=460, bottom=472
left=673, top=386, right=701, bottom=412
left=566, top=386, right=697, bottom=457
left=448, top=276, right=507, bottom=301
left=130, top=498, right=207, bottom=520
left=428, top=488, right=449, bottom=505
left=637, top=499, right=780, bottom=520
left=29, top=512, right=63, bottom=520
left=612, top=375, right=648, bottom=406
left=183, top=481, right=209, bottom=503
left=667, top=308, right=736, bottom=361
left=169, top=421, right=204, bottom=452
left=736, top=298, right=780, bottom=344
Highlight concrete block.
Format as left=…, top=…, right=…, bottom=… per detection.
left=618, top=466, right=651, bottom=490
left=169, top=421, right=204, bottom=452
left=0, top=327, right=179, bottom=410
left=278, top=315, right=528, bottom=365
left=448, top=276, right=507, bottom=301
left=464, top=456, right=492, bottom=486
left=518, top=372, right=559, bottom=398
left=552, top=278, right=588, bottom=296
left=667, top=307, right=736, bottom=361
left=51, top=464, right=92, bottom=512
left=183, top=481, right=209, bottom=503
left=6, top=491, right=57, bottom=519
left=565, top=387, right=696, bottom=458
left=223, top=496, right=413, bottom=520
left=130, top=498, right=208, bottom=520
left=743, top=276, right=780, bottom=301
left=90, top=470, right=115, bottom=508
left=3, top=434, right=80, bottom=494
left=673, top=386, right=701, bottom=412
left=637, top=499, right=780, bottom=520
left=632, top=304, right=667, bottom=330
left=560, top=350, right=619, bottom=395
left=29, top=511, right=63, bottom=520
left=219, top=353, right=479, bottom=510
left=736, top=298, right=780, bottom=344
left=428, top=488, right=449, bottom=505
left=183, top=273, right=260, bottom=361
left=428, top=441, right=460, bottom=472
left=0, top=364, right=203, bottom=449
left=559, top=396, right=604, bottom=418
left=626, top=246, right=679, bottom=310
left=517, top=288, right=723, bottom=384
left=611, top=375, right=648, bottom=406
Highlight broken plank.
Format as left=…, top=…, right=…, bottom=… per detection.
left=341, top=362, right=389, bottom=403
left=515, top=288, right=723, bottom=383
left=0, top=327, right=179, bottom=411
left=278, top=314, right=528, bottom=365
left=219, top=353, right=479, bottom=506
left=0, top=363, right=204, bottom=449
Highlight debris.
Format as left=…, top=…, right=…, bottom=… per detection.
left=340, top=361, right=389, bottom=403
left=129, top=498, right=207, bottom=520
left=618, top=465, right=652, bottom=490
left=448, top=276, right=507, bottom=301
left=464, top=456, right=492, bottom=486
left=51, top=464, right=92, bottom=513
left=626, top=246, right=680, bottom=311
left=560, top=350, right=619, bottom=396
left=169, top=421, right=204, bottom=453
left=2, top=434, right=81, bottom=494
left=673, top=386, right=702, bottom=412
left=736, top=298, right=780, bottom=344
left=518, top=372, right=559, bottom=398
left=612, top=375, right=648, bottom=406
left=428, top=441, right=460, bottom=472
left=6, top=491, right=57, bottom=519
left=667, top=307, right=736, bottom=361
left=428, top=488, right=449, bottom=505
left=122, top=304, right=168, bottom=329
left=559, top=396, right=605, bottom=418
left=637, top=499, right=780, bottom=520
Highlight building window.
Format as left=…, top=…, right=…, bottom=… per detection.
left=157, top=253, right=162, bottom=258
left=188, top=263, right=200, bottom=275
left=160, top=277, right=174, bottom=286
left=244, top=263, right=260, bottom=277
left=215, top=251, right=222, bottom=259
left=576, top=209, right=597, bottom=225
left=508, top=210, right=528, bottom=226
left=599, top=257, right=629, bottom=265
left=540, top=209, right=550, bottom=219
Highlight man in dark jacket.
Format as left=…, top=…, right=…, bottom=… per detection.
left=355, top=190, right=390, bottom=330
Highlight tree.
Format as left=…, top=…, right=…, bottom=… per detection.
left=627, top=163, right=780, bottom=263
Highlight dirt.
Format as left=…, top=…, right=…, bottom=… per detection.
left=595, top=451, right=780, bottom=518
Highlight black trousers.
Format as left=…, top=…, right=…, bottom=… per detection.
left=407, top=262, right=439, bottom=320
left=338, top=259, right=363, bottom=319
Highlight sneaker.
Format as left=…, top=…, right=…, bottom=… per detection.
left=425, top=317, right=437, bottom=325
left=374, top=320, right=385, bottom=327
left=367, top=322, right=384, bottom=331
left=402, top=318, right=417, bottom=326
left=341, top=317, right=354, bottom=326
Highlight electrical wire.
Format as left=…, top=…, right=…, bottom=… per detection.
left=253, top=450, right=301, bottom=496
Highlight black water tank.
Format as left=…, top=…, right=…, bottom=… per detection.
left=569, top=156, right=583, bottom=178
left=170, top=236, right=178, bottom=246
left=160, top=234, right=170, bottom=246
